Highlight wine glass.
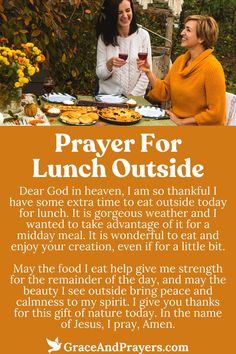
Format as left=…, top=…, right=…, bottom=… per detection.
left=43, top=77, right=55, bottom=97
left=138, top=45, right=148, bottom=61
left=138, top=52, right=148, bottom=60
left=119, top=53, right=128, bottom=61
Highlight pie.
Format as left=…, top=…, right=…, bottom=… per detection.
left=79, top=112, right=99, bottom=124
left=60, top=111, right=99, bottom=125
left=43, top=103, right=97, bottom=113
left=99, top=107, right=141, bottom=123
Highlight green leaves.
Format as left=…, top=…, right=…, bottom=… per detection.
left=1, top=0, right=234, bottom=94
left=24, top=16, right=32, bottom=26
left=31, top=29, right=41, bottom=37
left=178, top=0, right=236, bottom=93
left=0, top=0, right=102, bottom=93
left=61, top=53, right=67, bottom=63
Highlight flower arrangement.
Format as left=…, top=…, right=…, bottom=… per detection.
left=0, top=38, right=45, bottom=109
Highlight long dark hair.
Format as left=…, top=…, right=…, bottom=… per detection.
left=96, top=0, right=138, bottom=46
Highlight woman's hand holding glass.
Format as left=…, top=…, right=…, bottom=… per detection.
left=137, top=44, right=150, bottom=73
left=137, top=58, right=151, bottom=73
left=137, top=59, right=157, bottom=88
left=106, top=56, right=128, bottom=72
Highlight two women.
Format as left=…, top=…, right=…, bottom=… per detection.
left=96, top=2, right=226, bottom=126
left=96, top=0, right=152, bottom=96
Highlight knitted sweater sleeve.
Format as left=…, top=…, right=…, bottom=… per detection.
left=148, top=72, right=171, bottom=101
left=96, top=36, right=113, bottom=80
left=147, top=57, right=177, bottom=101
left=194, top=60, right=226, bottom=125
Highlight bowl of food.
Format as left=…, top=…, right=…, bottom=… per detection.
left=63, top=99, right=76, bottom=105
left=46, top=107, right=61, bottom=117
left=126, top=98, right=137, bottom=108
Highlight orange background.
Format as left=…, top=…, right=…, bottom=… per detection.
left=0, top=126, right=235, bottom=354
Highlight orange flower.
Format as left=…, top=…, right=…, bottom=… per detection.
left=36, top=53, right=46, bottom=62
left=0, top=37, right=8, bottom=43
left=85, top=9, right=91, bottom=14
left=1, top=41, right=45, bottom=92
left=18, top=57, right=25, bottom=64
left=21, top=44, right=30, bottom=53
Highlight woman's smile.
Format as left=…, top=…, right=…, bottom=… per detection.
left=117, top=0, right=133, bottom=32
left=180, top=20, right=202, bottom=49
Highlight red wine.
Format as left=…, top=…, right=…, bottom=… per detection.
left=43, top=83, right=54, bottom=94
left=119, top=53, right=128, bottom=60
left=138, top=52, right=148, bottom=60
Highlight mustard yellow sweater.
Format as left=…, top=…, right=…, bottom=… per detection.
left=149, top=48, right=226, bottom=125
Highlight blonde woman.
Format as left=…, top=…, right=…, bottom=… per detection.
left=138, top=15, right=226, bottom=125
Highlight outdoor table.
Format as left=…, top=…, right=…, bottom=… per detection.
left=0, top=95, right=175, bottom=126
left=47, top=96, right=175, bottom=127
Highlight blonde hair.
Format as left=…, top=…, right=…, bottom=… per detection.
left=184, top=15, right=219, bottom=49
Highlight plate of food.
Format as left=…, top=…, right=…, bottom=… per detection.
left=24, top=109, right=50, bottom=125
left=134, top=106, right=166, bottom=119
left=41, top=93, right=76, bottom=103
left=43, top=103, right=97, bottom=114
left=126, top=98, right=137, bottom=108
left=27, top=117, right=50, bottom=126
left=99, top=107, right=142, bottom=125
left=46, top=107, right=61, bottom=117
left=95, top=94, right=128, bottom=104
left=59, top=111, right=99, bottom=126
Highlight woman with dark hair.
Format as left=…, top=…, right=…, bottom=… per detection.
left=138, top=15, right=226, bottom=125
left=96, top=0, right=152, bottom=96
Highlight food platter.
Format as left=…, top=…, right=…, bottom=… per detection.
left=43, top=103, right=97, bottom=113
left=95, top=94, right=128, bottom=104
left=59, top=111, right=99, bottom=126
left=41, top=93, right=76, bottom=103
left=59, top=117, right=97, bottom=126
left=2, top=110, right=50, bottom=126
left=134, top=106, right=167, bottom=119
left=22, top=110, right=50, bottom=125
left=99, top=107, right=142, bottom=125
